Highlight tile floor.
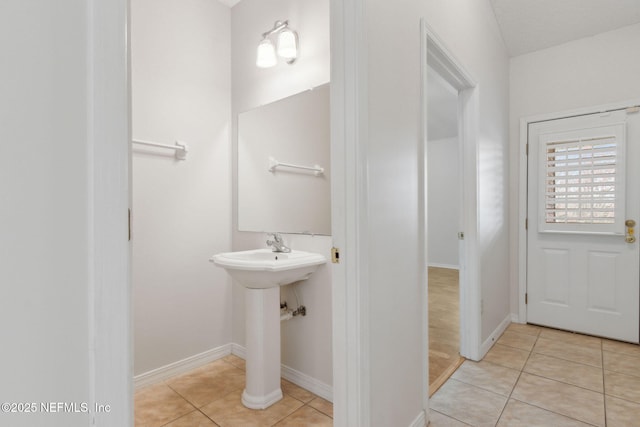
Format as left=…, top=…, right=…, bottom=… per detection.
left=136, top=323, right=640, bottom=427
left=430, top=323, right=640, bottom=426
left=134, top=354, right=332, bottom=427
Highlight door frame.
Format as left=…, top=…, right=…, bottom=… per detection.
left=517, top=98, right=640, bottom=323
left=424, top=23, right=483, bottom=361
left=89, top=0, right=132, bottom=425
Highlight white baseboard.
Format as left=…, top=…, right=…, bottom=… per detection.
left=135, top=342, right=333, bottom=402
left=134, top=344, right=232, bottom=390
left=231, top=342, right=246, bottom=359
left=427, top=263, right=459, bottom=270
left=232, top=344, right=333, bottom=402
left=409, top=410, right=427, bottom=427
left=281, top=364, right=333, bottom=402
left=479, top=314, right=511, bottom=359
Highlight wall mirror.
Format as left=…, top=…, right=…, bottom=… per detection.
left=238, top=83, right=330, bottom=235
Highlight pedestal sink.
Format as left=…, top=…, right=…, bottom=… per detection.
left=210, top=249, right=326, bottom=409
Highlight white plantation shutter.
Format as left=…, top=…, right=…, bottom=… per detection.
left=538, top=123, right=626, bottom=234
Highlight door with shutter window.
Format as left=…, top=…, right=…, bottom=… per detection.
left=527, top=109, right=640, bottom=342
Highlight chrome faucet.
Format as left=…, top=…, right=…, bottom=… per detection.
left=266, top=232, right=291, bottom=253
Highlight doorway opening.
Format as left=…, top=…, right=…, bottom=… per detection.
left=423, top=22, right=482, bottom=395
left=426, top=65, right=464, bottom=394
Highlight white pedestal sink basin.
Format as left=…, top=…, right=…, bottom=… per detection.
left=211, top=249, right=326, bottom=289
left=210, top=249, right=326, bottom=409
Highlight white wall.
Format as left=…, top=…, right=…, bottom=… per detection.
left=131, top=0, right=232, bottom=375
left=425, top=0, right=511, bottom=341
left=509, top=23, right=640, bottom=316
left=231, top=0, right=333, bottom=390
left=428, top=137, right=460, bottom=269
left=0, top=2, right=92, bottom=425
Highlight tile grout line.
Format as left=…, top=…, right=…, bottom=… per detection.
left=508, top=328, right=607, bottom=427
left=430, top=408, right=473, bottom=426
left=135, top=357, right=334, bottom=427
left=530, top=336, right=604, bottom=370
left=522, top=336, right=606, bottom=394
left=496, top=327, right=604, bottom=427
left=196, top=407, right=221, bottom=427
left=157, top=359, right=243, bottom=427
left=493, top=328, right=540, bottom=426
left=435, top=325, right=638, bottom=427
left=521, top=371, right=605, bottom=395
left=304, top=400, right=334, bottom=419
left=505, top=396, right=602, bottom=427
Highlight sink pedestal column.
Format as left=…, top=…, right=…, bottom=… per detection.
left=242, top=286, right=283, bottom=409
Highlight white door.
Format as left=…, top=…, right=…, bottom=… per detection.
left=527, top=109, right=640, bottom=343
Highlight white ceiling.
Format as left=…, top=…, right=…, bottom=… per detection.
left=490, top=0, right=640, bottom=56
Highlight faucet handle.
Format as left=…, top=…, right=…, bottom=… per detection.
left=267, top=232, right=282, bottom=242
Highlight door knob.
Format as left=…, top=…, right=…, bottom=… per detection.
left=626, top=219, right=636, bottom=243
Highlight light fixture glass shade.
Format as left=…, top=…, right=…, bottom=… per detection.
left=277, top=29, right=298, bottom=60
left=256, top=38, right=277, bottom=68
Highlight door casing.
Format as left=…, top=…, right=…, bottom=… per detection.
left=424, top=23, right=482, bottom=362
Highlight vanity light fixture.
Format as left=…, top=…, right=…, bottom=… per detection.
left=256, top=20, right=299, bottom=68
left=256, top=38, right=277, bottom=68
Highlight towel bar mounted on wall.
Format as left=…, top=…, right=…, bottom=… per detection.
left=132, top=139, right=189, bottom=160
left=268, top=156, right=324, bottom=176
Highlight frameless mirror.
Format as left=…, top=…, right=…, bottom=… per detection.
left=238, top=83, right=330, bottom=235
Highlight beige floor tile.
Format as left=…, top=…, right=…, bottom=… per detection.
left=511, top=373, right=604, bottom=426
left=428, top=410, right=472, bottom=426
left=497, top=399, right=592, bottom=427
left=506, top=323, right=542, bottom=337
left=282, top=379, right=316, bottom=403
left=605, top=395, right=640, bottom=427
left=183, top=359, right=237, bottom=377
left=166, top=366, right=246, bottom=408
left=533, top=337, right=602, bottom=368
left=222, top=354, right=246, bottom=371
left=134, top=383, right=196, bottom=427
left=524, top=353, right=603, bottom=392
left=538, top=328, right=602, bottom=349
left=200, top=389, right=303, bottom=427
left=430, top=379, right=507, bottom=427
left=274, top=406, right=332, bottom=427
left=604, top=351, right=640, bottom=378
left=483, top=343, right=530, bottom=371
left=496, top=330, right=537, bottom=351
left=605, top=370, right=640, bottom=403
left=308, top=397, right=333, bottom=418
left=602, top=339, right=640, bottom=358
left=163, top=410, right=219, bottom=426
left=451, top=360, right=520, bottom=396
